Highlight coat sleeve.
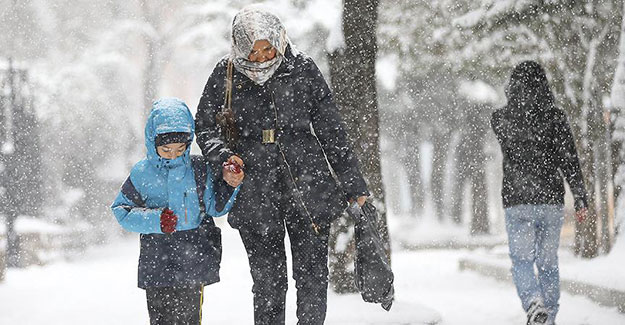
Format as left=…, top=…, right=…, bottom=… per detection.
left=305, top=58, right=370, bottom=200
left=111, top=176, right=164, bottom=234
left=203, top=166, right=241, bottom=217
left=490, top=110, right=507, bottom=149
left=195, top=59, right=234, bottom=177
left=553, top=112, right=588, bottom=210
left=490, top=109, right=517, bottom=162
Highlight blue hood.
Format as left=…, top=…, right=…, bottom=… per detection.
left=113, top=95, right=241, bottom=240
left=145, top=97, right=195, bottom=167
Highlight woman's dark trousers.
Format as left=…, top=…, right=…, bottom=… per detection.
left=239, top=198, right=330, bottom=325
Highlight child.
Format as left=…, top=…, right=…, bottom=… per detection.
left=111, top=97, right=243, bottom=324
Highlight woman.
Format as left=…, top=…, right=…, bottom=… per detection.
left=491, top=61, right=588, bottom=325
left=195, top=6, right=368, bottom=325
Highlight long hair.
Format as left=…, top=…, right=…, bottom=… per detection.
left=504, top=60, right=557, bottom=124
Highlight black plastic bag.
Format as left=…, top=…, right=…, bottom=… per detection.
left=346, top=201, right=395, bottom=311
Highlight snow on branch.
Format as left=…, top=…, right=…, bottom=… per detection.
left=453, top=0, right=522, bottom=29
left=457, top=80, right=499, bottom=104
left=453, top=8, right=487, bottom=29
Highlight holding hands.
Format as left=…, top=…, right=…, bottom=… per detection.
left=350, top=195, right=368, bottom=207
left=576, top=207, right=588, bottom=223
left=355, top=195, right=367, bottom=207
left=223, top=155, right=245, bottom=187
left=159, top=155, right=243, bottom=235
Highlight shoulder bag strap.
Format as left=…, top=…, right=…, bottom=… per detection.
left=223, top=59, right=233, bottom=114
left=270, top=93, right=321, bottom=236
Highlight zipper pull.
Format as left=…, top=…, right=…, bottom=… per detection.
left=184, top=192, right=188, bottom=224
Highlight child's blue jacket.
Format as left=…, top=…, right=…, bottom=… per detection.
left=112, top=98, right=239, bottom=233
left=110, top=97, right=240, bottom=288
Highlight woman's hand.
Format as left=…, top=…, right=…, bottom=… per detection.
left=223, top=155, right=245, bottom=187
left=350, top=195, right=368, bottom=207
left=575, top=207, right=587, bottom=223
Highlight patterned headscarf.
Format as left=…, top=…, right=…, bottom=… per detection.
left=231, top=6, right=290, bottom=85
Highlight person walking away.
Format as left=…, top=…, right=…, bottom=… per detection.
left=491, top=61, right=588, bottom=325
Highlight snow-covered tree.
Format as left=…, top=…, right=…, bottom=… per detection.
left=0, top=62, right=43, bottom=267
left=377, top=0, right=491, bottom=223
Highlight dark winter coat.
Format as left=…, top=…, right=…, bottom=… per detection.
left=491, top=61, right=588, bottom=211
left=195, top=47, right=369, bottom=234
left=111, top=98, right=239, bottom=288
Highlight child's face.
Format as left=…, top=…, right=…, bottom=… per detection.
left=156, top=143, right=187, bottom=160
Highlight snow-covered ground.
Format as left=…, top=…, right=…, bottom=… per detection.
left=0, top=219, right=624, bottom=324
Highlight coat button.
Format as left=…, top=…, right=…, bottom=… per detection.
left=236, top=84, right=242, bottom=89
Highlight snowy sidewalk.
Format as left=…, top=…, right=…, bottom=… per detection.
left=458, top=244, right=625, bottom=314
left=389, top=217, right=625, bottom=324
left=0, top=223, right=439, bottom=325
left=397, top=219, right=625, bottom=313
left=1, top=221, right=624, bottom=324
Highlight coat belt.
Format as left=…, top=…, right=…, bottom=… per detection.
left=262, top=129, right=275, bottom=144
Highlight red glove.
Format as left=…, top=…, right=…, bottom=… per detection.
left=160, top=208, right=177, bottom=234
left=223, top=158, right=242, bottom=174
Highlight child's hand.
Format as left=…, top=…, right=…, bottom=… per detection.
left=160, top=208, right=177, bottom=234
left=223, top=155, right=244, bottom=187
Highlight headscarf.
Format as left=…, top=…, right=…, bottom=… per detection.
left=230, top=6, right=290, bottom=85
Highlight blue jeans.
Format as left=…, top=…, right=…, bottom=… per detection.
left=505, top=204, right=564, bottom=323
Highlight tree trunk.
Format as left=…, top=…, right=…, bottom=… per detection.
left=577, top=139, right=599, bottom=258
left=328, top=0, right=389, bottom=294
left=470, top=164, right=489, bottom=234
left=597, top=112, right=613, bottom=253
left=142, top=39, right=159, bottom=118
left=470, top=105, right=489, bottom=234
left=610, top=0, right=625, bottom=250
left=431, top=129, right=450, bottom=221
left=402, top=135, right=424, bottom=215
left=451, top=152, right=465, bottom=225
left=574, top=31, right=609, bottom=258
left=1, top=62, right=21, bottom=267
left=5, top=210, right=20, bottom=268
left=141, top=0, right=161, bottom=118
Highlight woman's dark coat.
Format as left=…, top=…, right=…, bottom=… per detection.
left=491, top=61, right=588, bottom=210
left=195, top=48, right=369, bottom=234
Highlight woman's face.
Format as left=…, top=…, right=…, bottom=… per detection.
left=156, top=143, right=187, bottom=160
left=248, top=39, right=277, bottom=63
